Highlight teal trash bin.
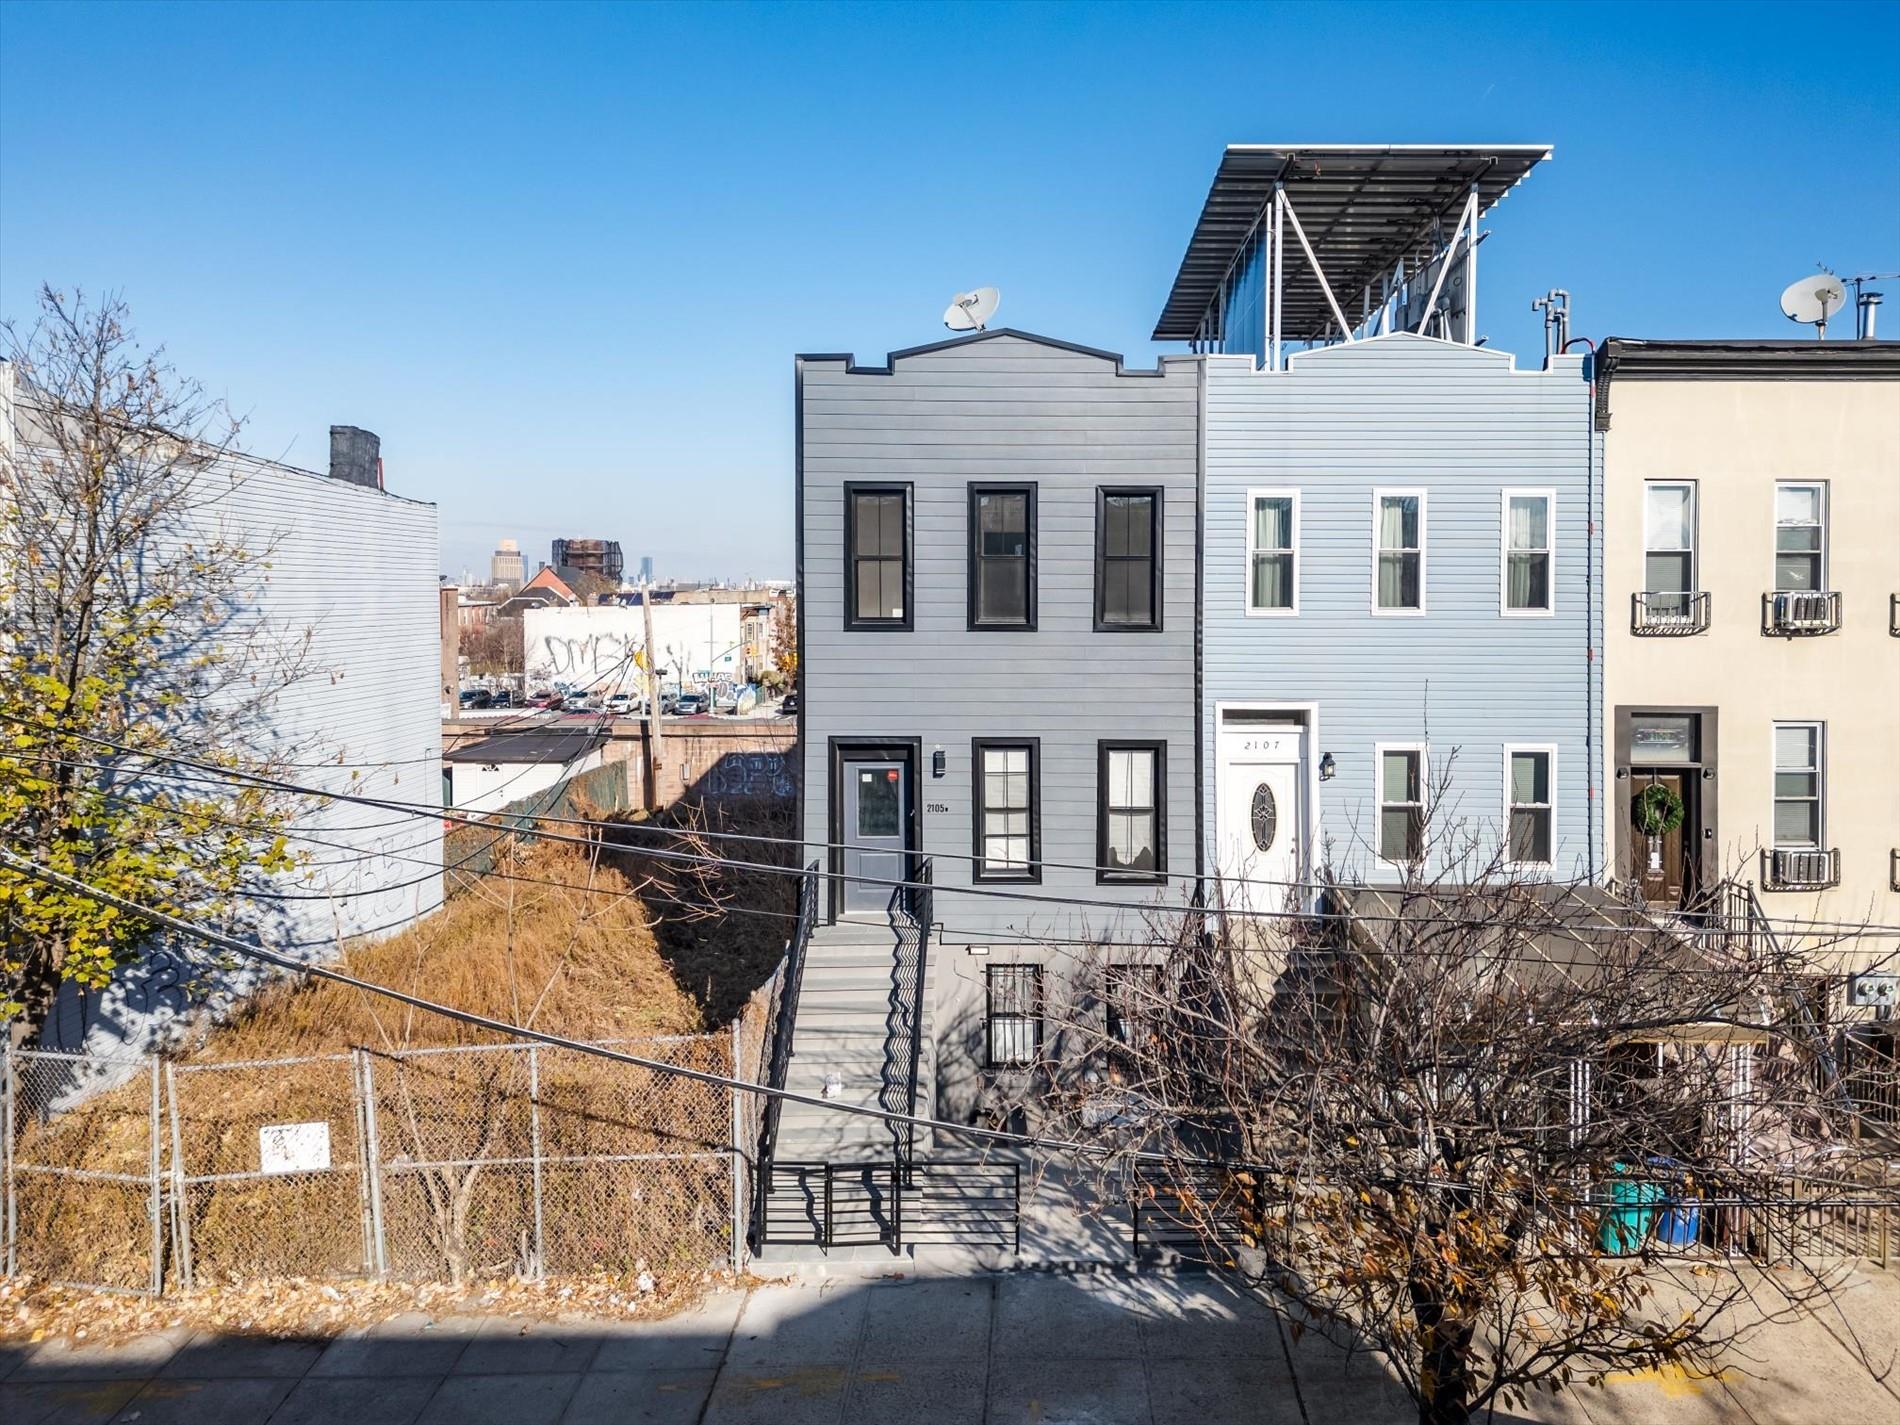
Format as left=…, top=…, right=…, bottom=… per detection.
left=1598, top=1163, right=1665, bottom=1254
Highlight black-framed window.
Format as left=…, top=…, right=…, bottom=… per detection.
left=844, top=483, right=912, bottom=630
left=986, top=963, right=1042, bottom=1068
left=1097, top=740, right=1166, bottom=882
left=969, top=484, right=1036, bottom=629
left=1095, top=487, right=1162, bottom=631
left=972, top=739, right=1040, bottom=882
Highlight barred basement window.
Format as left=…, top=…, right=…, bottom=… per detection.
left=986, top=964, right=1042, bottom=1069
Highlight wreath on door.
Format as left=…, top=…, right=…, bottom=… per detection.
left=1633, top=781, right=1685, bottom=837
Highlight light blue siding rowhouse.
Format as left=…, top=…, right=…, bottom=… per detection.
left=1201, top=333, right=1603, bottom=887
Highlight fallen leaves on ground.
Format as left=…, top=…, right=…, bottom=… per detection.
left=0, top=1268, right=740, bottom=1346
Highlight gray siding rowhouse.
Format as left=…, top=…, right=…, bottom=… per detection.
left=797, top=330, right=1201, bottom=1091
left=1200, top=334, right=1603, bottom=897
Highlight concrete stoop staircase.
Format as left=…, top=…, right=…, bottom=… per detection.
left=758, top=917, right=991, bottom=1263
left=772, top=918, right=934, bottom=1163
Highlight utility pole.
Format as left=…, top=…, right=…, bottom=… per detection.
left=641, top=581, right=664, bottom=811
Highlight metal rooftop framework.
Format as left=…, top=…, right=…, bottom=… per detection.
left=1154, top=144, right=1552, bottom=366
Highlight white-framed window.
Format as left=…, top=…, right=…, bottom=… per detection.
left=1503, top=744, right=1556, bottom=867
left=1372, top=490, right=1425, bottom=614
left=1375, top=743, right=1427, bottom=864
left=1774, top=483, right=1827, bottom=592
left=1246, top=489, right=1299, bottom=615
left=1500, top=490, right=1554, bottom=615
left=1644, top=481, right=1698, bottom=603
left=1772, top=722, right=1824, bottom=849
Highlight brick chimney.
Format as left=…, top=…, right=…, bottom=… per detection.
left=328, top=425, right=383, bottom=489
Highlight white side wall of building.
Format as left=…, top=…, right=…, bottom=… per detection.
left=44, top=455, right=445, bottom=1058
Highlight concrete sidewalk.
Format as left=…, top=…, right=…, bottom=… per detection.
left=2, top=1268, right=1895, bottom=1424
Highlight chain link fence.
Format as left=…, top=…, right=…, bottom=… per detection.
left=3, top=1049, right=163, bottom=1294
left=3, top=1021, right=758, bottom=1295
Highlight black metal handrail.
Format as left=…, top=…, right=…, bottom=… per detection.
left=1761, top=589, right=1842, bottom=637
left=762, top=1158, right=1019, bottom=1254
left=1891, top=849, right=1899, bottom=895
left=1890, top=594, right=1899, bottom=638
left=752, top=861, right=819, bottom=1243
left=1737, top=881, right=1850, bottom=1115
left=1631, top=590, right=1711, bottom=635
left=881, top=859, right=933, bottom=1178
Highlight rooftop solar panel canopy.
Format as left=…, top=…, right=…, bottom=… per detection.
left=1153, top=144, right=1552, bottom=345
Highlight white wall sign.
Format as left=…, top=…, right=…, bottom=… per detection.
left=258, top=1121, right=332, bottom=1175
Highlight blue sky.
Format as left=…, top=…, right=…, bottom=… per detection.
left=3, top=1, right=1896, bottom=581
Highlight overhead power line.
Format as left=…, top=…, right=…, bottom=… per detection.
left=2, top=849, right=1890, bottom=1207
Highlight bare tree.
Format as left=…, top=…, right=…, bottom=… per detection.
left=1013, top=805, right=1893, bottom=1424
left=0, top=287, right=307, bottom=1045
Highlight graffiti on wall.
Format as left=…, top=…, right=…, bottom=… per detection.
left=694, top=750, right=796, bottom=800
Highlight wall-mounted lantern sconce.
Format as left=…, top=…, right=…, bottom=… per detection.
left=932, top=746, right=946, bottom=779
left=1318, top=752, right=1337, bottom=781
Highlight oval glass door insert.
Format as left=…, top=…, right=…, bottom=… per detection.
left=1250, top=784, right=1278, bottom=852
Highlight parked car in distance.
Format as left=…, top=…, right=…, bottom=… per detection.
left=606, top=692, right=637, bottom=715
left=490, top=688, right=516, bottom=708
left=458, top=688, right=493, bottom=709
left=532, top=691, right=565, bottom=710
left=673, top=691, right=710, bottom=716
left=660, top=690, right=681, bottom=715
left=778, top=693, right=798, bottom=716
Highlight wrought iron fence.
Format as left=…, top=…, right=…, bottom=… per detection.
left=3, top=1024, right=758, bottom=1295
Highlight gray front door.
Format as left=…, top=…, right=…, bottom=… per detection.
left=843, top=759, right=907, bottom=915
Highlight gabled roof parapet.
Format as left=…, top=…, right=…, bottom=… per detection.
left=798, top=327, right=1170, bottom=377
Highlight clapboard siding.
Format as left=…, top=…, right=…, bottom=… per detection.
left=799, top=332, right=1202, bottom=941
left=1201, top=335, right=1603, bottom=884
left=47, top=454, right=444, bottom=1057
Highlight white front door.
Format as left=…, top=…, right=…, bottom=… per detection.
left=1216, top=724, right=1305, bottom=931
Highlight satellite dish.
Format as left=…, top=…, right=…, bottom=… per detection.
left=944, top=287, right=1001, bottom=332
left=1781, top=273, right=1847, bottom=336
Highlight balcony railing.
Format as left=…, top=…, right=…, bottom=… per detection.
left=1761, top=846, right=1841, bottom=892
left=1632, top=590, right=1711, bottom=635
left=1761, top=590, right=1841, bottom=636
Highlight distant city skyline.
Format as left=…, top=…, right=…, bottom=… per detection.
left=4, top=1, right=1894, bottom=580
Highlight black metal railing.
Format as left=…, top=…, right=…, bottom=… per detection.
left=761, top=1158, right=1019, bottom=1254
left=882, top=858, right=933, bottom=1176
left=1631, top=590, right=1711, bottom=635
left=1738, top=881, right=1851, bottom=1115
left=1891, top=594, right=1899, bottom=638
left=1892, top=849, right=1899, bottom=894
left=1762, top=847, right=1842, bottom=892
left=752, top=861, right=819, bottom=1245
left=1761, top=589, right=1842, bottom=637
